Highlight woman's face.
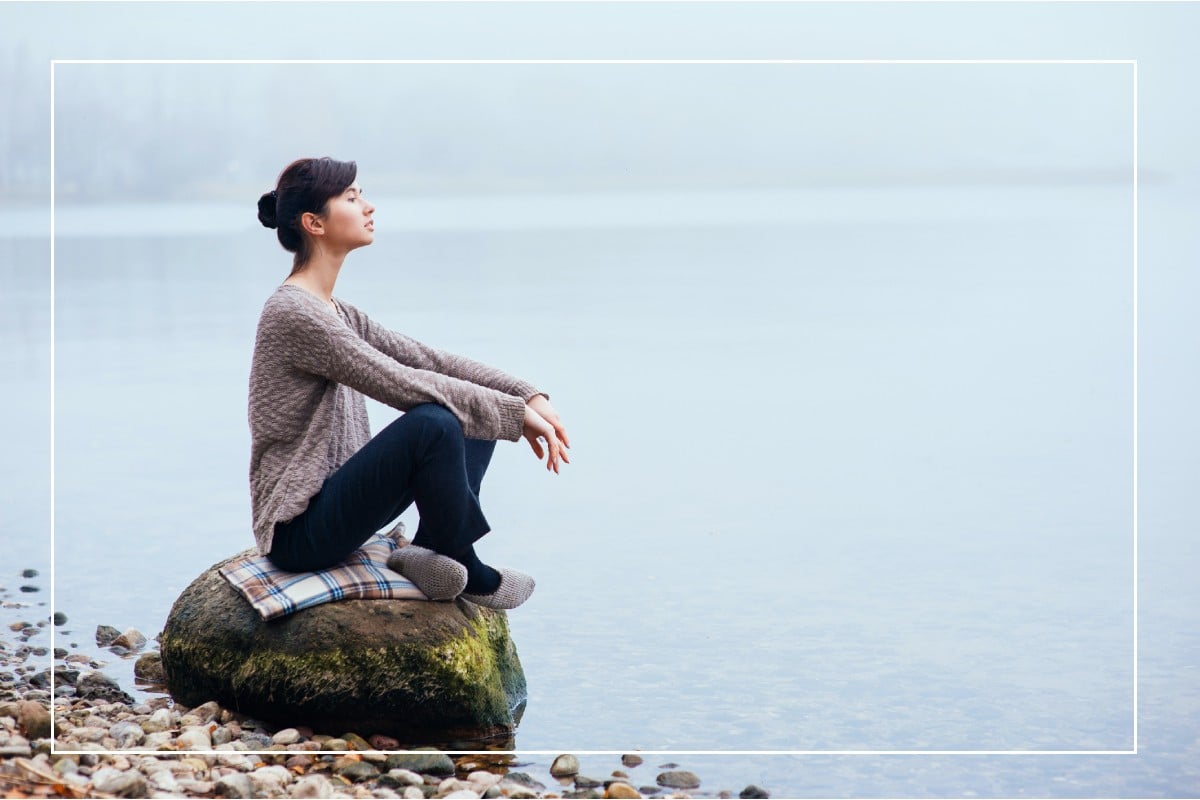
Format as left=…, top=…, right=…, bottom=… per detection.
left=316, top=181, right=375, bottom=251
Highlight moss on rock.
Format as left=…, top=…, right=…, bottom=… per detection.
left=159, top=550, right=526, bottom=740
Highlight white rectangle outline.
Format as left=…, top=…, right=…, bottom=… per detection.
left=47, top=58, right=1138, bottom=758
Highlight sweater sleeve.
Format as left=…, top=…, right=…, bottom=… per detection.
left=271, top=300, right=527, bottom=442
left=338, top=300, right=545, bottom=402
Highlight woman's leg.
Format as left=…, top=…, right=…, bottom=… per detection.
left=268, top=404, right=490, bottom=572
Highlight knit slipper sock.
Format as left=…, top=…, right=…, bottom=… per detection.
left=462, top=567, right=536, bottom=610
left=387, top=544, right=468, bottom=601
left=455, top=546, right=502, bottom=595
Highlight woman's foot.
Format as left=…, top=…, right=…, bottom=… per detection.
left=461, top=567, right=536, bottom=610
left=386, top=544, right=468, bottom=601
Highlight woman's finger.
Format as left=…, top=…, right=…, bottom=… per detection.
left=526, top=434, right=544, bottom=460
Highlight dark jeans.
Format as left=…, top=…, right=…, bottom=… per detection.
left=267, top=403, right=496, bottom=572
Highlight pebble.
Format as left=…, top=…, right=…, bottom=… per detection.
left=252, top=763, right=295, bottom=790
left=385, top=751, right=456, bottom=776
left=341, top=760, right=383, bottom=782
left=739, top=786, right=770, bottom=799
left=621, top=754, right=644, bottom=768
left=90, top=765, right=149, bottom=797
left=215, top=772, right=254, bottom=798
left=657, top=770, right=701, bottom=790
left=141, top=707, right=173, bottom=733
left=605, top=782, right=641, bottom=799
left=293, top=773, right=336, bottom=797
left=17, top=699, right=51, bottom=738
left=109, top=720, right=147, bottom=748
left=111, top=627, right=148, bottom=652
left=95, top=624, right=122, bottom=647
left=551, top=753, right=581, bottom=777
left=273, top=726, right=303, bottom=745
left=343, top=731, right=374, bottom=750
left=369, top=733, right=401, bottom=749
left=133, top=652, right=165, bottom=683
left=177, top=726, right=213, bottom=750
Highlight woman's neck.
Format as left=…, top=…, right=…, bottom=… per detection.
left=285, top=257, right=342, bottom=303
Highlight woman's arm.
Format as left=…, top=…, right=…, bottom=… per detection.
left=339, top=300, right=545, bottom=401
left=267, top=300, right=526, bottom=442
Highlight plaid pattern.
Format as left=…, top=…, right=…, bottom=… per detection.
left=219, top=533, right=428, bottom=621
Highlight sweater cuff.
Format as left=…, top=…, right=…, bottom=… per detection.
left=512, top=380, right=546, bottom=403
left=498, top=393, right=527, bottom=442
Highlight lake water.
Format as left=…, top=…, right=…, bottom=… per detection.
left=4, top=182, right=1198, bottom=795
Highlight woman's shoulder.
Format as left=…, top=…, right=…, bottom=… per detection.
left=260, top=285, right=330, bottom=325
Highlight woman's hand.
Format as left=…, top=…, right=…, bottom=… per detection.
left=523, top=402, right=570, bottom=474
left=528, top=394, right=570, bottom=450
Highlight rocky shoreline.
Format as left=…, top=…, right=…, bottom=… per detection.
left=1, top=569, right=771, bottom=800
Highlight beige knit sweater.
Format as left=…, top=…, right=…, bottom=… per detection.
left=248, top=284, right=538, bottom=555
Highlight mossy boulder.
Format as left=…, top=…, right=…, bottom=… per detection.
left=159, top=550, right=526, bottom=741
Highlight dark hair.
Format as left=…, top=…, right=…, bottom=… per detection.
left=257, top=157, right=358, bottom=274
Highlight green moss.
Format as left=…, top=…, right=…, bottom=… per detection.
left=160, top=606, right=523, bottom=734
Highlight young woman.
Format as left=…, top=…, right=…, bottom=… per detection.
left=249, top=156, right=568, bottom=611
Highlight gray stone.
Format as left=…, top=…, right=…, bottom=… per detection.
left=142, top=707, right=173, bottom=733
left=177, top=726, right=212, bottom=750
left=657, top=770, right=701, bottom=790
left=251, top=764, right=294, bottom=792
left=215, top=772, right=255, bottom=798
left=381, top=769, right=423, bottom=787
left=143, top=731, right=175, bottom=749
left=739, top=785, right=770, bottom=799
left=292, top=774, right=334, bottom=798
left=133, top=652, right=165, bottom=683
left=112, top=628, right=147, bottom=652
left=90, top=766, right=149, bottom=798
left=75, top=671, right=134, bottom=704
left=551, top=753, right=580, bottom=777
left=384, top=751, right=456, bottom=776
left=17, top=700, right=50, bottom=739
left=502, top=772, right=545, bottom=791
left=95, top=625, right=122, bottom=647
left=272, top=727, right=302, bottom=745
left=575, top=775, right=603, bottom=788
left=338, top=760, right=382, bottom=782
left=160, top=551, right=526, bottom=740
left=109, top=721, right=146, bottom=748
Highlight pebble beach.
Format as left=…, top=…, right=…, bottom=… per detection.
left=1, top=569, right=771, bottom=800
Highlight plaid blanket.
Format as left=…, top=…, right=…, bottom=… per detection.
left=219, top=532, right=427, bottom=621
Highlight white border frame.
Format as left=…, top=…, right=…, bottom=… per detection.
left=48, top=58, right=1139, bottom=759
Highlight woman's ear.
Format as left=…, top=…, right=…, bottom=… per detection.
left=299, top=211, right=325, bottom=238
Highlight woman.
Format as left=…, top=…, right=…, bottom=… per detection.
left=249, top=156, right=567, bottom=611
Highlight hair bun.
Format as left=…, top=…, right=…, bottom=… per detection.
left=257, top=190, right=279, bottom=229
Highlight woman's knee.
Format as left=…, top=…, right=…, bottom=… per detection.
left=403, top=403, right=463, bottom=437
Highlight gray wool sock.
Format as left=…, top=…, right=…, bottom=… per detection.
left=387, top=544, right=468, bottom=601
left=462, top=567, right=536, bottom=610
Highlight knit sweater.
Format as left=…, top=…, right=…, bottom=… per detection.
left=248, top=284, right=538, bottom=556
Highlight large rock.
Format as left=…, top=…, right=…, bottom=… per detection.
left=159, top=550, right=526, bottom=741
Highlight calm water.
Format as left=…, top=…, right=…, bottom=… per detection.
left=4, top=183, right=1198, bottom=795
